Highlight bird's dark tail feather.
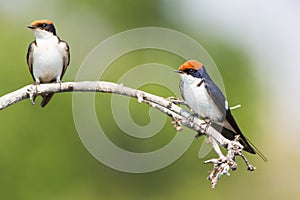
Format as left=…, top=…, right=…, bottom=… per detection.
left=211, top=123, right=268, bottom=162
left=244, top=138, right=268, bottom=162
left=40, top=93, right=54, bottom=107
left=222, top=110, right=268, bottom=161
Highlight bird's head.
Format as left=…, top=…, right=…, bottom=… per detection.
left=28, top=20, right=56, bottom=39
left=175, top=60, right=206, bottom=79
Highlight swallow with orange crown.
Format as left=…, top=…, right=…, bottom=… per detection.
left=27, top=19, right=70, bottom=107
left=175, top=60, right=267, bottom=161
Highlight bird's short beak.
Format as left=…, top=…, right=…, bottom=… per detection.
left=174, top=70, right=182, bottom=73
left=27, top=25, right=36, bottom=29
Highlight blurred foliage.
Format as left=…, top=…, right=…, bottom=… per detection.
left=0, top=0, right=291, bottom=200
left=68, top=0, right=164, bottom=29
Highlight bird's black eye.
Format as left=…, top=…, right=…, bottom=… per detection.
left=183, top=68, right=195, bottom=75
left=188, top=69, right=195, bottom=74
left=37, top=23, right=47, bottom=28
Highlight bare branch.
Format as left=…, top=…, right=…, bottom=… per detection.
left=0, top=81, right=256, bottom=187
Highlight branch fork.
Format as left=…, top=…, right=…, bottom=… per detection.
left=170, top=100, right=256, bottom=188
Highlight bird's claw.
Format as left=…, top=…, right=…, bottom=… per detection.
left=27, top=85, right=37, bottom=105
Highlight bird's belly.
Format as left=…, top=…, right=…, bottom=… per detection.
left=183, top=83, right=224, bottom=121
left=32, top=47, right=63, bottom=83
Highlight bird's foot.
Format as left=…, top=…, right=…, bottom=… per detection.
left=27, top=81, right=40, bottom=105
left=198, top=119, right=211, bottom=136
left=187, top=113, right=199, bottom=121
left=56, top=79, right=62, bottom=91
left=185, top=114, right=209, bottom=138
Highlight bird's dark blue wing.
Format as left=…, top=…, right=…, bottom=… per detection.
left=201, top=67, right=256, bottom=154
left=203, top=78, right=227, bottom=119
left=26, top=41, right=36, bottom=81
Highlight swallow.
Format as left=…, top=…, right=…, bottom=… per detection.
left=27, top=19, right=70, bottom=107
left=176, top=60, right=267, bottom=161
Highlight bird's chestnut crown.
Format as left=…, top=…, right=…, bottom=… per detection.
left=178, top=60, right=204, bottom=77
left=28, top=20, right=56, bottom=35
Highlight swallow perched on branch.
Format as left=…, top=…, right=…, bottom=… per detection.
left=176, top=60, right=267, bottom=161
left=27, top=19, right=70, bottom=107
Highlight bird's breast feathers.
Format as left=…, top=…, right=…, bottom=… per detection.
left=31, top=36, right=66, bottom=82
left=180, top=74, right=224, bottom=121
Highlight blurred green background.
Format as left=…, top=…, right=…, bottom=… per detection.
left=0, top=0, right=299, bottom=199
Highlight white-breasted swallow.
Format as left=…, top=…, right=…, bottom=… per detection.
left=176, top=60, right=267, bottom=161
left=27, top=19, right=70, bottom=107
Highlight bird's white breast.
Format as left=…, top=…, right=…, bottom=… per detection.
left=32, top=36, right=64, bottom=83
left=180, top=74, right=223, bottom=121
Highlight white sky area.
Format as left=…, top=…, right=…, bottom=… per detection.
left=163, top=0, right=300, bottom=146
